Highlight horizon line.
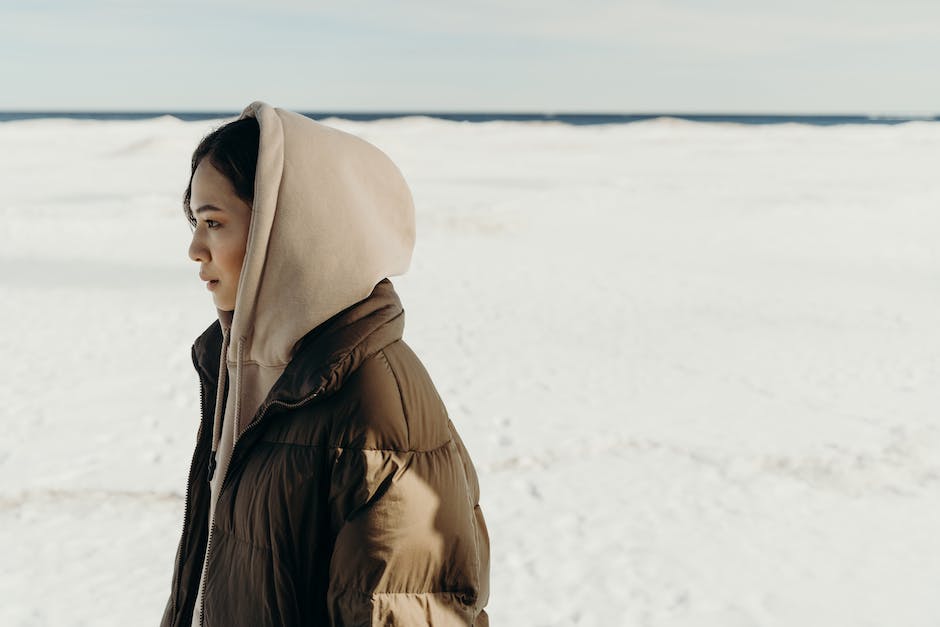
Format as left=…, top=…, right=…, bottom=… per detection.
left=0, top=109, right=938, bottom=118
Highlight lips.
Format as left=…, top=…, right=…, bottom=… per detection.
left=200, top=272, right=220, bottom=291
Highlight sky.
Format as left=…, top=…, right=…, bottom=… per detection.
left=2, top=0, right=940, bottom=114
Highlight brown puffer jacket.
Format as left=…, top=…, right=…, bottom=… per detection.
left=159, top=279, right=490, bottom=626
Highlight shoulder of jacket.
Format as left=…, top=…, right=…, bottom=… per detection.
left=333, top=340, right=453, bottom=453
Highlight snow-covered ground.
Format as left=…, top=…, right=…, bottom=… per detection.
left=1, top=114, right=938, bottom=626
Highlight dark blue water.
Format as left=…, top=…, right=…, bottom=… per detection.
left=0, top=111, right=937, bottom=126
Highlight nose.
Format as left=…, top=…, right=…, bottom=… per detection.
left=188, top=227, right=209, bottom=263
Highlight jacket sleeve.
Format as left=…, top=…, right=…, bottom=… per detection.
left=325, top=438, right=488, bottom=626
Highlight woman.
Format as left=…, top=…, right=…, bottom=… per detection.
left=160, top=102, right=490, bottom=627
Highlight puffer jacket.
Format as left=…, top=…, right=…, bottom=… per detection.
left=159, top=278, right=490, bottom=626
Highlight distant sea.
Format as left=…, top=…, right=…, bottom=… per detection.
left=1, top=111, right=938, bottom=126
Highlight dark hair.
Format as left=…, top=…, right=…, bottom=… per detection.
left=183, top=116, right=260, bottom=228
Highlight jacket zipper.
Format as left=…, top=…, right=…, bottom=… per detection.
left=171, top=373, right=209, bottom=620
left=196, top=386, right=324, bottom=627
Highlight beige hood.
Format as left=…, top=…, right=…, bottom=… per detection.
left=193, top=101, right=416, bottom=626
left=210, top=100, right=415, bottom=451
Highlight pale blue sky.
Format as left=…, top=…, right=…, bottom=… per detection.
left=2, top=0, right=939, bottom=113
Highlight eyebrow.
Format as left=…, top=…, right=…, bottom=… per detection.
left=194, top=204, right=225, bottom=214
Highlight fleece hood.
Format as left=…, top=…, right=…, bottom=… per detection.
left=192, top=101, right=416, bottom=626
left=209, top=100, right=416, bottom=452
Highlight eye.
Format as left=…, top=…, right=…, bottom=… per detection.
left=206, top=219, right=221, bottom=229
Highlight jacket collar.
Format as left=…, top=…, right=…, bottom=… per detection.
left=191, top=278, right=404, bottom=407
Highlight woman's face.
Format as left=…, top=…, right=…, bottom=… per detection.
left=187, top=158, right=252, bottom=311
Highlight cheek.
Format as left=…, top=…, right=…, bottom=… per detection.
left=220, top=248, right=244, bottom=274
left=219, top=236, right=249, bottom=277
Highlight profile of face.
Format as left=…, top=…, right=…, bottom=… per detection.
left=187, top=158, right=253, bottom=311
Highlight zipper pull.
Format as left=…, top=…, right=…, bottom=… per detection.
left=207, top=453, right=217, bottom=482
